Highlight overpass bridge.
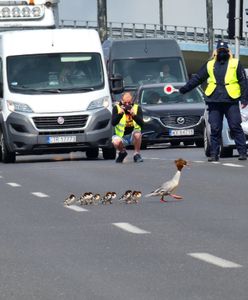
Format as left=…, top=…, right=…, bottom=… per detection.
left=60, top=19, right=248, bottom=75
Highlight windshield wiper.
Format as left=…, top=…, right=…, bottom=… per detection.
left=11, top=86, right=95, bottom=93
left=58, top=87, right=95, bottom=92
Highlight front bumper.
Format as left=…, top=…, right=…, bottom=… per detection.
left=3, top=109, right=113, bottom=154
left=142, top=116, right=204, bottom=145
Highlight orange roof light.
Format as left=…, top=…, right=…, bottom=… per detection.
left=29, top=0, right=35, bottom=5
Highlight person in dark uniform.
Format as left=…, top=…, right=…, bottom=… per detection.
left=179, top=40, right=248, bottom=161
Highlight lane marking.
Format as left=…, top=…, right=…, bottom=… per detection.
left=188, top=252, right=242, bottom=268
left=222, top=163, right=244, bottom=168
left=7, top=182, right=21, bottom=187
left=113, top=222, right=150, bottom=234
left=65, top=205, right=88, bottom=212
left=31, top=192, right=49, bottom=198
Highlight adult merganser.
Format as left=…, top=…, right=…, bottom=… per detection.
left=145, top=158, right=188, bottom=202
left=64, top=194, right=77, bottom=206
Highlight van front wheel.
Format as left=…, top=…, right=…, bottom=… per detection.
left=102, top=147, right=116, bottom=160
left=86, top=147, right=99, bottom=159
left=0, top=133, right=16, bottom=163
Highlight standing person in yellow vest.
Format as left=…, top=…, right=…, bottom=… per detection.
left=112, top=92, right=144, bottom=163
left=179, top=40, right=248, bottom=161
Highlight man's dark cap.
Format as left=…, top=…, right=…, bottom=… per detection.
left=216, top=40, right=229, bottom=50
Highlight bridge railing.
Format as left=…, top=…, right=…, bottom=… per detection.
left=60, top=20, right=248, bottom=47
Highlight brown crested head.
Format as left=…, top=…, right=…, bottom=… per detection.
left=174, top=158, right=188, bottom=171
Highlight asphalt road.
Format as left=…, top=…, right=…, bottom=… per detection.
left=0, top=145, right=248, bottom=300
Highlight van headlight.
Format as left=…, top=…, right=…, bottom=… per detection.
left=87, top=96, right=109, bottom=110
left=7, top=100, right=33, bottom=113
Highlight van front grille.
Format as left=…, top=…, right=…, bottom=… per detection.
left=33, top=115, right=89, bottom=130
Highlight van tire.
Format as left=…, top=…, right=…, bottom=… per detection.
left=86, top=147, right=99, bottom=159
left=102, top=147, right=116, bottom=160
left=0, top=133, right=16, bottom=163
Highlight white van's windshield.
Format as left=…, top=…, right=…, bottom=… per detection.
left=112, top=58, right=186, bottom=87
left=7, top=53, right=104, bottom=94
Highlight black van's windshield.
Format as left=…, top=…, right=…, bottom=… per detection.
left=7, top=53, right=104, bottom=94
left=112, top=58, right=186, bottom=87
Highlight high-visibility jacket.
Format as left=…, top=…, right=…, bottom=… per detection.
left=114, top=104, right=141, bottom=137
left=205, top=58, right=241, bottom=99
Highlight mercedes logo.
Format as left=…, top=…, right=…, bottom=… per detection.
left=57, top=116, right=65, bottom=125
left=176, top=116, right=185, bottom=125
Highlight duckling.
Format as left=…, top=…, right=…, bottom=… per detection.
left=119, top=190, right=133, bottom=204
left=78, top=192, right=93, bottom=205
left=92, top=193, right=101, bottom=205
left=145, top=158, right=188, bottom=202
left=64, top=194, right=77, bottom=206
left=101, top=192, right=113, bottom=204
left=110, top=192, right=117, bottom=202
left=131, top=191, right=142, bottom=203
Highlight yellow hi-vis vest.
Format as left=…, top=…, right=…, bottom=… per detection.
left=114, top=104, right=141, bottom=137
left=205, top=58, right=241, bottom=99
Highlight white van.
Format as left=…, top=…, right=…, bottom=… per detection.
left=0, top=28, right=120, bottom=162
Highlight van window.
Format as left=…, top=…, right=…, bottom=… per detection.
left=112, top=58, right=186, bottom=87
left=7, top=53, right=104, bottom=94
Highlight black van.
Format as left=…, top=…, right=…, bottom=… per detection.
left=102, top=38, right=188, bottom=99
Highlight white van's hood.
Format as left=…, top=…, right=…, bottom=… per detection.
left=9, top=91, right=109, bottom=113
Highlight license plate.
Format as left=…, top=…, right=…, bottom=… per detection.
left=47, top=136, right=76, bottom=144
left=169, top=129, right=194, bottom=136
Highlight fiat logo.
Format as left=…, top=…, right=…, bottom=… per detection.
left=57, top=116, right=65, bottom=125
left=176, top=117, right=185, bottom=125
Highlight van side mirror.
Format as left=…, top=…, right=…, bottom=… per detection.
left=109, top=73, right=124, bottom=94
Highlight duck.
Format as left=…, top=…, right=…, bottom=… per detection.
left=119, top=190, right=133, bottom=204
left=92, top=193, right=101, bottom=205
left=111, top=192, right=117, bottom=201
left=145, top=158, right=188, bottom=202
left=131, top=191, right=142, bottom=203
left=64, top=194, right=77, bottom=206
left=101, top=192, right=114, bottom=204
left=78, top=192, right=94, bottom=205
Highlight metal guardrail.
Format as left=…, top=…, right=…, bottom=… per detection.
left=60, top=19, right=248, bottom=47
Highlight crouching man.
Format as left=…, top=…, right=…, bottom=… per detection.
left=112, top=92, right=144, bottom=163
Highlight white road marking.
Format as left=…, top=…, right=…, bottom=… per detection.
left=65, top=205, right=88, bottom=212
left=31, top=192, right=49, bottom=198
left=222, top=163, right=244, bottom=168
left=188, top=253, right=242, bottom=268
left=6, top=182, right=21, bottom=187
left=113, top=222, right=150, bottom=234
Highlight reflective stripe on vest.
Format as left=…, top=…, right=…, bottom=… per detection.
left=115, top=104, right=141, bottom=137
left=205, top=58, right=241, bottom=99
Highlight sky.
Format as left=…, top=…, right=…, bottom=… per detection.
left=59, top=0, right=248, bottom=31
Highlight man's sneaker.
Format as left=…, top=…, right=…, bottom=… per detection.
left=133, top=153, right=143, bottom=163
left=208, top=156, right=219, bottom=162
left=238, top=154, right=247, bottom=161
left=116, top=151, right=127, bottom=163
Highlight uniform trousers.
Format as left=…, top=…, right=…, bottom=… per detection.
left=208, top=102, right=247, bottom=156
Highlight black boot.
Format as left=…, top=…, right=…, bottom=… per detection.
left=238, top=154, right=247, bottom=161
left=208, top=156, right=219, bottom=162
